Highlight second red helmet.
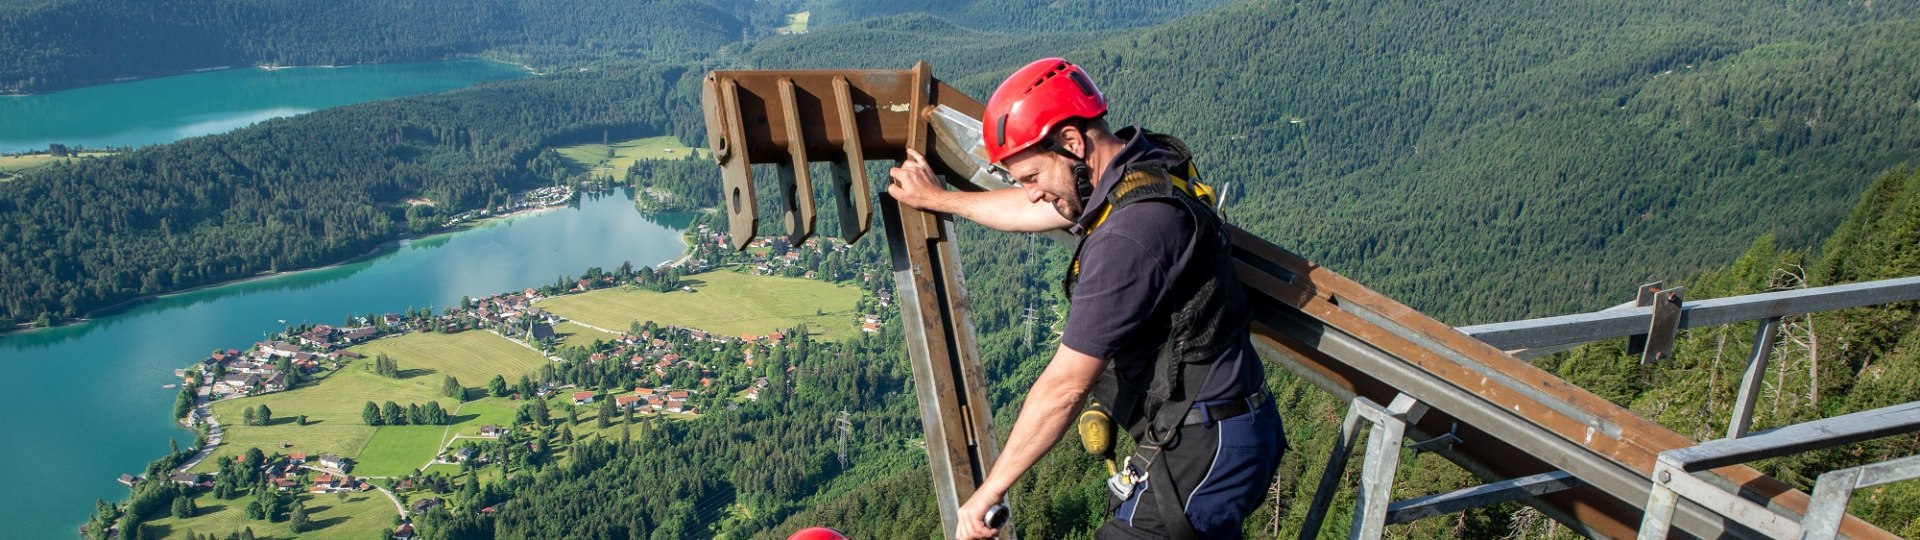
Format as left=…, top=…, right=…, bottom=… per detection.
left=787, top=527, right=849, bottom=540
left=982, top=58, right=1108, bottom=164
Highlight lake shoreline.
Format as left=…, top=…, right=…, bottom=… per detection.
left=3, top=203, right=571, bottom=337
left=3, top=55, right=531, bottom=97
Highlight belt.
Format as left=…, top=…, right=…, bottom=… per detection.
left=1181, top=391, right=1269, bottom=426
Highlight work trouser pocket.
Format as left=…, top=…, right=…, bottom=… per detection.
left=1183, top=403, right=1284, bottom=537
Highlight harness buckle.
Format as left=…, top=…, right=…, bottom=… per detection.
left=1107, top=456, right=1148, bottom=500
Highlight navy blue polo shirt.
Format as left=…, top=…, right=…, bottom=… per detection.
left=1060, top=127, right=1264, bottom=404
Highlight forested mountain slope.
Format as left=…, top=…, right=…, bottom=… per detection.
left=1539, top=165, right=1920, bottom=537
left=748, top=0, right=1920, bottom=323
left=804, top=0, right=1238, bottom=32
left=0, top=0, right=759, bottom=93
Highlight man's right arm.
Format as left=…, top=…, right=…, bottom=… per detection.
left=887, top=149, right=1071, bottom=233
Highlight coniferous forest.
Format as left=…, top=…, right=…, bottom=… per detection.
left=8, top=0, right=1920, bottom=538
left=0, top=0, right=765, bottom=93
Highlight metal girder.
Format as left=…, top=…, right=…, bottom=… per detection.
left=1662, top=401, right=1920, bottom=473
left=1385, top=471, right=1584, bottom=525
left=1299, top=395, right=1428, bottom=540
left=1461, top=276, right=1920, bottom=352
left=1804, top=454, right=1920, bottom=540
left=1727, top=318, right=1781, bottom=439
left=1640, top=459, right=1806, bottom=540
left=1638, top=400, right=1920, bottom=540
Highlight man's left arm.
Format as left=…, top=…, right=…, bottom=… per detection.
left=954, top=344, right=1106, bottom=540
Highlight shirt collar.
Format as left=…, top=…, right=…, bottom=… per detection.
left=1070, top=126, right=1180, bottom=234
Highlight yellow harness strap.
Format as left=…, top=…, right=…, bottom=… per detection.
left=1071, top=165, right=1216, bottom=277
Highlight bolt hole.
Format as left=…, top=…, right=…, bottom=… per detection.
left=731, top=187, right=743, bottom=214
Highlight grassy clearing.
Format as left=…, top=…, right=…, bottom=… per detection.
left=784, top=11, right=810, bottom=34
left=354, top=425, right=448, bottom=477
left=448, top=397, right=520, bottom=436
left=198, top=424, right=377, bottom=474
left=351, top=330, right=551, bottom=385
left=0, top=152, right=113, bottom=180
left=142, top=491, right=396, bottom=540
left=538, top=270, right=863, bottom=341
left=199, top=331, right=549, bottom=470
left=553, top=135, right=699, bottom=177
left=556, top=321, right=621, bottom=349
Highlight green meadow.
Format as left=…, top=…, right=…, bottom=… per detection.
left=142, top=490, right=397, bottom=540
left=537, top=270, right=862, bottom=341
left=553, top=135, right=698, bottom=177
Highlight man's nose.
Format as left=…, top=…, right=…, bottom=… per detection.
left=1026, top=188, right=1045, bottom=203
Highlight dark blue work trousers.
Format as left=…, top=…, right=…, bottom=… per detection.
left=1098, top=398, right=1285, bottom=539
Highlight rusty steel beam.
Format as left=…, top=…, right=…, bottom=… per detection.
left=701, top=64, right=1011, bottom=540
left=699, top=63, right=1899, bottom=539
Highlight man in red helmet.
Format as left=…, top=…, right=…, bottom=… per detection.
left=889, top=58, right=1284, bottom=539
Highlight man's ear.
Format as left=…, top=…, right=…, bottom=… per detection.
left=1055, top=124, right=1085, bottom=157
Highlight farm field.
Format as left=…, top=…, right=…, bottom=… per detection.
left=446, top=397, right=521, bottom=437
left=784, top=11, right=810, bottom=34
left=353, top=425, right=448, bottom=477
left=0, top=151, right=113, bottom=180
left=142, top=490, right=397, bottom=540
left=555, top=321, right=620, bottom=348
left=197, top=331, right=549, bottom=471
left=350, top=330, right=551, bottom=385
left=538, top=270, right=863, bottom=341
left=553, top=135, right=697, bottom=177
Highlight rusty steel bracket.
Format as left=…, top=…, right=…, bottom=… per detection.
left=701, top=63, right=1012, bottom=539
left=1626, top=282, right=1685, bottom=364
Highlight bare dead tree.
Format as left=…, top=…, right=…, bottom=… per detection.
left=1505, top=506, right=1545, bottom=539
left=1772, top=265, right=1822, bottom=413
left=1697, top=331, right=1729, bottom=441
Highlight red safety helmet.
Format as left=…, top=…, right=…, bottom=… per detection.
left=788, top=527, right=849, bottom=540
left=983, top=58, right=1108, bottom=164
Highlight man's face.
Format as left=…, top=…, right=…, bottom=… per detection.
left=1000, top=146, right=1083, bottom=221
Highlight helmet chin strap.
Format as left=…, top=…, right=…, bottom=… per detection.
left=1048, top=145, right=1096, bottom=205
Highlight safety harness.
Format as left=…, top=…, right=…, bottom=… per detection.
left=1063, top=133, right=1243, bottom=540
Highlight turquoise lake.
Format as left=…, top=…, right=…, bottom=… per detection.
left=0, top=189, right=691, bottom=538
left=0, top=61, right=694, bottom=537
left=0, top=59, right=530, bottom=153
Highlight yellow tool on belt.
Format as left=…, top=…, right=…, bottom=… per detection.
left=1078, top=407, right=1119, bottom=475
